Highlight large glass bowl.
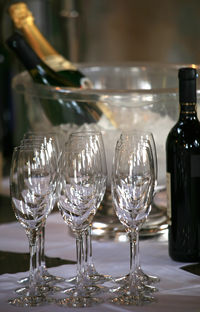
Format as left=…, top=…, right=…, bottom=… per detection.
left=12, top=63, right=200, bottom=237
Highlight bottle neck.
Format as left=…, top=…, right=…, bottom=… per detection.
left=6, top=33, right=48, bottom=72
left=13, top=20, right=77, bottom=71
left=178, top=69, right=197, bottom=121
left=8, top=3, right=76, bottom=70
left=179, top=102, right=197, bottom=120
left=19, top=21, right=57, bottom=59
left=8, top=4, right=57, bottom=59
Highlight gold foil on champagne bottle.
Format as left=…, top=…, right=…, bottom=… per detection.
left=8, top=3, right=34, bottom=28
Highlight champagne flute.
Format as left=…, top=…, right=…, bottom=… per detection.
left=115, top=130, right=160, bottom=286
left=81, top=131, right=111, bottom=284
left=21, top=132, right=64, bottom=284
left=111, top=133, right=156, bottom=305
left=9, top=144, right=55, bottom=306
left=57, top=131, right=107, bottom=307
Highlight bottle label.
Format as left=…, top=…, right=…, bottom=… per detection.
left=44, top=55, right=93, bottom=89
left=166, top=172, right=171, bottom=225
left=44, top=54, right=76, bottom=71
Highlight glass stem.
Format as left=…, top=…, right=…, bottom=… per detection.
left=36, top=225, right=46, bottom=276
left=40, top=226, right=46, bottom=269
left=76, top=232, right=84, bottom=285
left=37, top=230, right=41, bottom=271
left=27, top=229, right=39, bottom=295
left=83, top=226, right=94, bottom=277
left=83, top=229, right=88, bottom=268
left=129, top=229, right=139, bottom=292
left=135, top=230, right=141, bottom=272
left=86, top=225, right=93, bottom=267
left=88, top=225, right=93, bottom=266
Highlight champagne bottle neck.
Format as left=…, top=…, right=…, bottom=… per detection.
left=20, top=22, right=58, bottom=60
left=22, top=23, right=76, bottom=71
left=8, top=2, right=76, bottom=71
left=6, top=32, right=44, bottom=71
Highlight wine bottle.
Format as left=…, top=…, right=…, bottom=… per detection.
left=8, top=2, right=92, bottom=89
left=6, top=32, right=102, bottom=126
left=166, top=67, right=200, bottom=262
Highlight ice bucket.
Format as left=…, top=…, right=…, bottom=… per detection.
left=12, top=63, right=200, bottom=237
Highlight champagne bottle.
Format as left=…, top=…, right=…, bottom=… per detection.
left=166, top=67, right=200, bottom=262
left=8, top=2, right=117, bottom=128
left=8, top=2, right=92, bottom=88
left=6, top=32, right=102, bottom=126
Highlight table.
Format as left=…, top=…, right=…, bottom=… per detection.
left=0, top=200, right=199, bottom=311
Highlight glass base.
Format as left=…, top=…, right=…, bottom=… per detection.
left=41, top=268, right=65, bottom=284
left=8, top=291, right=48, bottom=307
left=114, top=270, right=160, bottom=286
left=17, top=269, right=65, bottom=286
left=137, top=268, right=160, bottom=284
left=56, top=284, right=107, bottom=308
left=57, top=295, right=103, bottom=308
left=110, top=292, right=157, bottom=306
left=112, top=278, right=158, bottom=295
left=15, top=283, right=61, bottom=295
left=62, top=282, right=110, bottom=297
left=84, top=265, right=113, bottom=284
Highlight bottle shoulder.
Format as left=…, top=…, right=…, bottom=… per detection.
left=31, top=64, right=74, bottom=87
left=166, top=118, right=200, bottom=149
left=167, top=118, right=200, bottom=136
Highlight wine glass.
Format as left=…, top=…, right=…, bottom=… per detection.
left=111, top=132, right=156, bottom=305
left=9, top=144, right=56, bottom=306
left=114, top=130, right=160, bottom=286
left=80, top=131, right=111, bottom=284
left=20, top=132, right=64, bottom=284
left=57, top=131, right=107, bottom=307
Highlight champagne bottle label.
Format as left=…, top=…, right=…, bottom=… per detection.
left=166, top=172, right=171, bottom=225
left=44, top=55, right=92, bottom=89
left=44, top=55, right=76, bottom=71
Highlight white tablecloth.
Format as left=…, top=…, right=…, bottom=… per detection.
left=0, top=212, right=199, bottom=312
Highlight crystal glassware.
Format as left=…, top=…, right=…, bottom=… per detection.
left=81, top=131, right=111, bottom=284
left=57, top=131, right=107, bottom=307
left=114, top=131, right=160, bottom=286
left=9, top=144, right=56, bottom=306
left=21, top=132, right=64, bottom=284
left=111, top=132, right=156, bottom=305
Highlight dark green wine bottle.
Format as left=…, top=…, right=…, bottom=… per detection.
left=6, top=32, right=102, bottom=126
left=166, top=67, right=200, bottom=262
